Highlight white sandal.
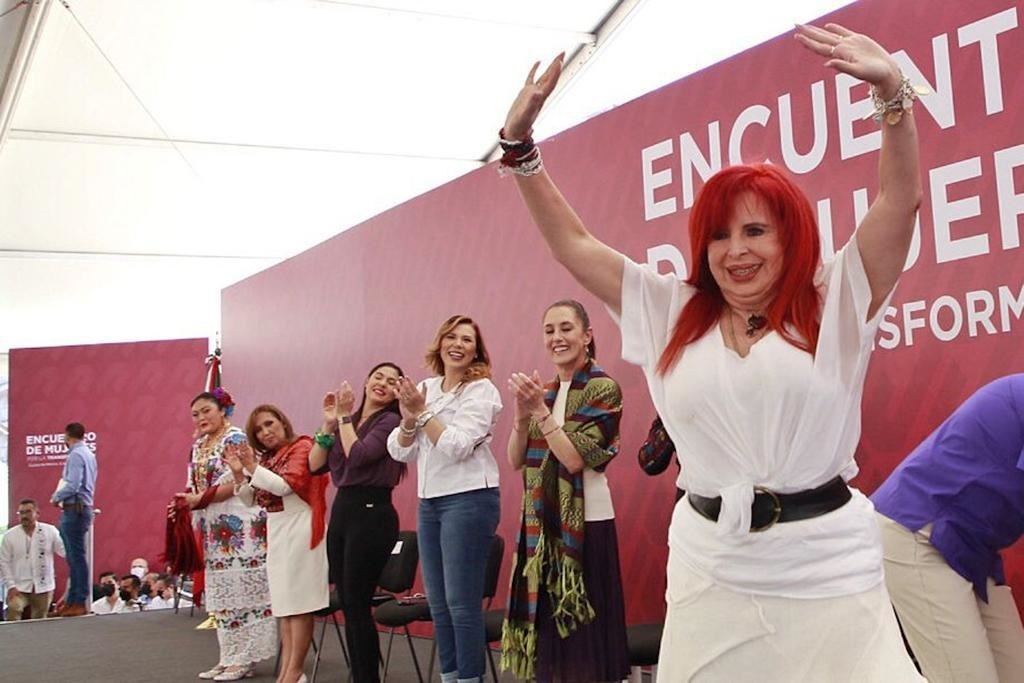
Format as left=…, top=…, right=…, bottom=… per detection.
left=212, top=665, right=254, bottom=681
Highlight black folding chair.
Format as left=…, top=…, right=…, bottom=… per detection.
left=371, top=531, right=423, bottom=683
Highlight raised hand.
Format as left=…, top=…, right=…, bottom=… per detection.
left=322, top=391, right=339, bottom=431
left=794, top=23, right=902, bottom=97
left=337, top=381, right=356, bottom=417
left=503, top=54, right=564, bottom=141
left=224, top=440, right=256, bottom=473
left=508, top=371, right=548, bottom=420
left=224, top=449, right=244, bottom=476
left=395, top=376, right=427, bottom=420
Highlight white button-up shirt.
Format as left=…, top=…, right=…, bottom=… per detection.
left=388, top=376, right=502, bottom=499
left=0, top=522, right=65, bottom=593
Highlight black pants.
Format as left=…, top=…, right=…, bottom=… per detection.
left=327, top=486, right=398, bottom=683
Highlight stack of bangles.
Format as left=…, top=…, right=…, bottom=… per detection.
left=314, top=430, right=336, bottom=449
left=399, top=410, right=434, bottom=439
left=497, top=128, right=543, bottom=177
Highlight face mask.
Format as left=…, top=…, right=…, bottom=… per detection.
left=130, top=566, right=146, bottom=579
left=99, top=583, right=115, bottom=598
left=119, top=589, right=133, bottom=602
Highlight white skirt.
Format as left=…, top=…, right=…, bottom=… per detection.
left=266, top=493, right=329, bottom=617
left=659, top=543, right=926, bottom=681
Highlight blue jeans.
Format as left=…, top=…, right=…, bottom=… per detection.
left=59, top=507, right=93, bottom=605
left=418, top=488, right=500, bottom=683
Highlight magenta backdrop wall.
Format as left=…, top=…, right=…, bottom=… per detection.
left=8, top=338, right=209, bottom=593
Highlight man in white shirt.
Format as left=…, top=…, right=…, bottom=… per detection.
left=90, top=571, right=138, bottom=614
left=0, top=498, right=66, bottom=620
left=145, top=575, right=176, bottom=609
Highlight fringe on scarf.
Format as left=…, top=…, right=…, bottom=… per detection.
left=501, top=531, right=595, bottom=679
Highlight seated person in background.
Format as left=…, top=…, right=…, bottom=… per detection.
left=92, top=572, right=122, bottom=613
left=129, top=557, right=149, bottom=580
left=139, top=573, right=162, bottom=607
left=91, top=572, right=140, bottom=614
left=146, top=574, right=176, bottom=610
left=119, top=574, right=143, bottom=610
left=873, top=373, right=1024, bottom=683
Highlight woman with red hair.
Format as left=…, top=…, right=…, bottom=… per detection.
left=498, top=23, right=925, bottom=681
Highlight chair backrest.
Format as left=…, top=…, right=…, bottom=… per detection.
left=377, top=530, right=419, bottom=595
left=483, top=535, right=505, bottom=601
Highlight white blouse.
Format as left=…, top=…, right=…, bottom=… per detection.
left=553, top=380, right=614, bottom=521
left=388, top=376, right=502, bottom=499
left=617, top=238, right=893, bottom=598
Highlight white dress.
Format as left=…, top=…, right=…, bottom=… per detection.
left=616, top=239, right=925, bottom=681
left=244, top=465, right=330, bottom=617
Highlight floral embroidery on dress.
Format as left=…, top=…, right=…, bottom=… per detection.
left=209, top=514, right=245, bottom=554
left=249, top=514, right=268, bottom=550
left=190, top=425, right=276, bottom=666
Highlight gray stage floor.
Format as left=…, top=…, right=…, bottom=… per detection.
left=0, top=608, right=517, bottom=682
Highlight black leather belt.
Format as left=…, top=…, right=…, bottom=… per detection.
left=62, top=500, right=88, bottom=513
left=687, top=476, right=851, bottom=532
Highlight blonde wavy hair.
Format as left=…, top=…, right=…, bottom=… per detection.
left=424, top=314, right=492, bottom=382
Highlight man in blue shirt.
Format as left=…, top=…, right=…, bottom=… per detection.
left=873, top=374, right=1024, bottom=683
left=50, top=422, right=98, bottom=617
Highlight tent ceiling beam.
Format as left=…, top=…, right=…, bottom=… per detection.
left=0, top=0, right=53, bottom=155
left=478, top=0, right=646, bottom=163
left=9, top=128, right=486, bottom=164
left=311, top=0, right=597, bottom=44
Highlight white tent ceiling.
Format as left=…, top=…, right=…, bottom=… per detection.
left=0, top=0, right=851, bottom=357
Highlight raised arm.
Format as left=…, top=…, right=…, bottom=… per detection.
left=309, top=390, right=341, bottom=472
left=503, top=56, right=625, bottom=316
left=796, top=23, right=922, bottom=319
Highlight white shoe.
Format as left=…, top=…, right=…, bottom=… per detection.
left=213, top=665, right=254, bottom=681
left=198, top=664, right=226, bottom=680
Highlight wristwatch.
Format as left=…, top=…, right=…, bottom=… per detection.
left=414, top=410, right=434, bottom=429
left=340, top=415, right=353, bottom=425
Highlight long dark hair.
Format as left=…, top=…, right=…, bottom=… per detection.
left=352, top=361, right=403, bottom=425
left=350, top=361, right=406, bottom=481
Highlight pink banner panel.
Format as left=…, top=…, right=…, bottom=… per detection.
left=8, top=339, right=208, bottom=593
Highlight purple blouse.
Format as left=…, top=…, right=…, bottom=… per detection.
left=872, top=374, right=1024, bottom=601
left=325, top=410, right=403, bottom=489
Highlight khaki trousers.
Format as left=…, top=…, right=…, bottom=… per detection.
left=878, top=513, right=1024, bottom=683
left=5, top=589, right=53, bottom=620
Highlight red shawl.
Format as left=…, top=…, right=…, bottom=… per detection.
left=254, top=436, right=327, bottom=549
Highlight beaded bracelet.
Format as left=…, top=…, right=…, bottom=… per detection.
left=497, top=128, right=544, bottom=177
left=313, top=430, right=336, bottom=450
